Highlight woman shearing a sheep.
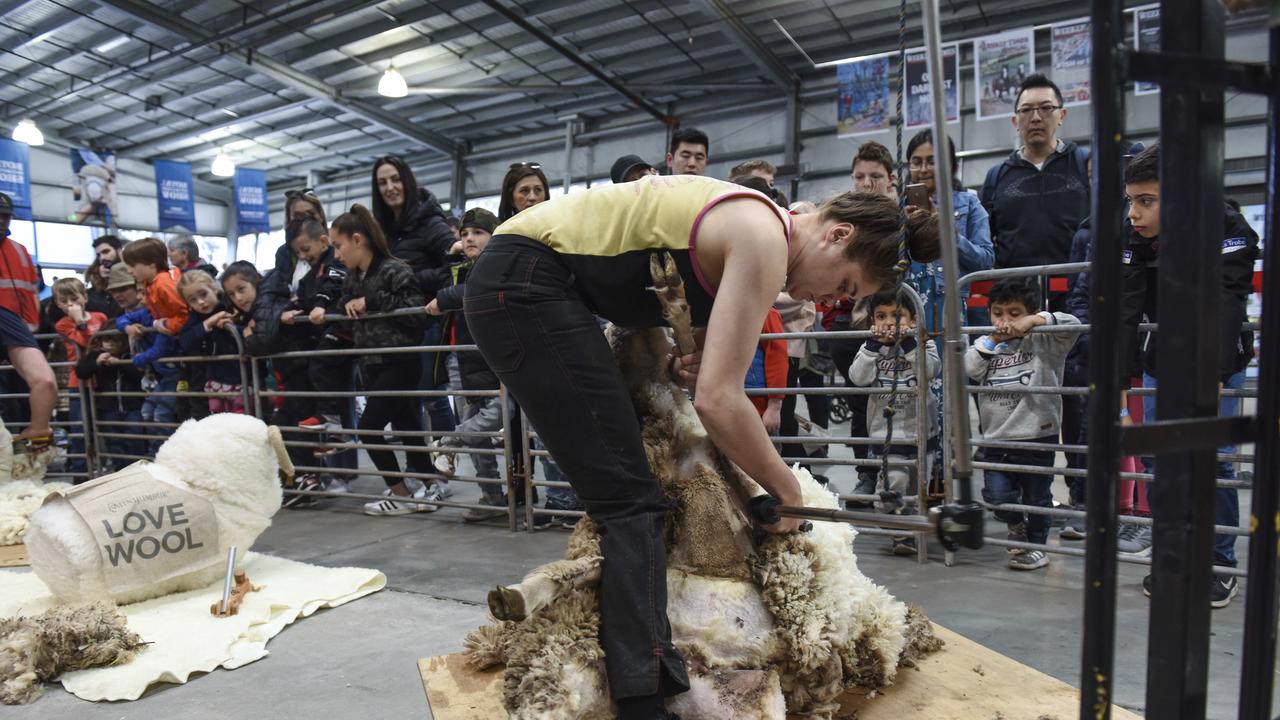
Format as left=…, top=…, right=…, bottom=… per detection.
left=464, top=174, right=939, bottom=720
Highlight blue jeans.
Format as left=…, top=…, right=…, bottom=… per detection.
left=980, top=437, right=1057, bottom=544
left=99, top=408, right=145, bottom=471
left=67, top=392, right=87, bottom=475
left=141, top=376, right=178, bottom=456
left=420, top=321, right=457, bottom=433
left=1142, top=371, right=1242, bottom=568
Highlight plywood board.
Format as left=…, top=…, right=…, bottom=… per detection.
left=0, top=543, right=28, bottom=567
left=420, top=624, right=1143, bottom=720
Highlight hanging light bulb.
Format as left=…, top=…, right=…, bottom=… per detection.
left=378, top=64, right=408, bottom=98
left=211, top=151, right=235, bottom=178
left=12, top=118, right=44, bottom=146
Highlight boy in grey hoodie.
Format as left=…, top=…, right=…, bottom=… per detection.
left=965, top=277, right=1079, bottom=570
left=850, top=289, right=940, bottom=556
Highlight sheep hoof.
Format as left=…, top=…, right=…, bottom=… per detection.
left=488, top=585, right=527, bottom=622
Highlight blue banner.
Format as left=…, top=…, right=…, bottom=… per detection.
left=154, top=159, right=196, bottom=232
left=233, top=168, right=269, bottom=235
left=0, top=139, right=33, bottom=221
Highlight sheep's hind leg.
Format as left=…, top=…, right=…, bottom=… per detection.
left=487, top=556, right=602, bottom=621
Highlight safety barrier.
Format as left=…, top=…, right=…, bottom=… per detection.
left=25, top=266, right=1259, bottom=581
left=951, top=262, right=1259, bottom=576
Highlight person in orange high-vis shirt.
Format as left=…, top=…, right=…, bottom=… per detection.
left=120, top=237, right=188, bottom=335
left=0, top=192, right=56, bottom=444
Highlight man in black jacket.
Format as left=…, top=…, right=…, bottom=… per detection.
left=1118, top=144, right=1258, bottom=609
left=980, top=74, right=1090, bottom=282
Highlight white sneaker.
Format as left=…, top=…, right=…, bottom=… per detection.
left=433, top=480, right=454, bottom=499
left=414, top=483, right=452, bottom=513
left=326, top=477, right=352, bottom=494
left=363, top=489, right=420, bottom=516
left=430, top=441, right=457, bottom=477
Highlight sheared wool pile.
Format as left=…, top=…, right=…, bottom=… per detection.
left=0, top=480, right=69, bottom=547
left=0, top=602, right=142, bottom=704
left=465, top=328, right=941, bottom=719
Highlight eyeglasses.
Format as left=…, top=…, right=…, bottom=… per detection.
left=1015, top=104, right=1063, bottom=118
left=508, top=162, right=542, bottom=170
left=908, top=157, right=936, bottom=169
left=285, top=188, right=318, bottom=199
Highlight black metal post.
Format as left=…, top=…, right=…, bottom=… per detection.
left=1237, top=24, right=1280, bottom=720
left=1079, top=2, right=1127, bottom=717
left=1144, top=1, right=1226, bottom=717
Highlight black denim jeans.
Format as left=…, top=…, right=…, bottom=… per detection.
left=464, top=237, right=690, bottom=703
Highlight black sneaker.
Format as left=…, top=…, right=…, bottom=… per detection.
left=1210, top=574, right=1239, bottom=609
left=283, top=474, right=322, bottom=509
left=1142, top=573, right=1153, bottom=598
left=890, top=536, right=917, bottom=556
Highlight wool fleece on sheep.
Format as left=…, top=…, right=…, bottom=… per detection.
left=465, top=327, right=941, bottom=719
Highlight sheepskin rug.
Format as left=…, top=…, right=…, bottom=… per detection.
left=0, top=552, right=386, bottom=702
left=25, top=413, right=288, bottom=606
left=465, top=327, right=940, bottom=719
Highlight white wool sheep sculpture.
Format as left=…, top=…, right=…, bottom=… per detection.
left=464, top=328, right=941, bottom=720
left=24, top=413, right=292, bottom=606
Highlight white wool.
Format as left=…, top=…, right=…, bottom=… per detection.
left=668, top=670, right=787, bottom=720
left=0, top=481, right=70, bottom=546
left=24, top=414, right=284, bottom=606
left=667, top=571, right=779, bottom=668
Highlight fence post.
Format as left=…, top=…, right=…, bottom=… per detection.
left=500, top=384, right=517, bottom=533
left=78, top=383, right=95, bottom=480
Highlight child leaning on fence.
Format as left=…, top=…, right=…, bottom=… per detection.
left=964, top=277, right=1079, bottom=572
left=176, top=270, right=246, bottom=415
left=424, top=207, right=511, bottom=522
left=849, top=289, right=940, bottom=557
left=111, top=262, right=180, bottom=455
left=314, top=203, right=441, bottom=517
left=285, top=217, right=354, bottom=435
left=75, top=329, right=145, bottom=472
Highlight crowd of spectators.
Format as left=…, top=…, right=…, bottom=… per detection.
left=2, top=73, right=1256, bottom=604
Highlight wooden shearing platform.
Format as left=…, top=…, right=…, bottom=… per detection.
left=419, top=624, right=1142, bottom=719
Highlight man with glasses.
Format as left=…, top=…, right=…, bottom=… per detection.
left=980, top=74, right=1090, bottom=288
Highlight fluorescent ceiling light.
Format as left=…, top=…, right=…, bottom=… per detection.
left=211, top=151, right=235, bottom=177
left=378, top=65, right=408, bottom=98
left=94, top=36, right=130, bottom=54
left=12, top=119, right=44, bottom=146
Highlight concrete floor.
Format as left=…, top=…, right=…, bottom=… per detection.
left=14, top=455, right=1273, bottom=719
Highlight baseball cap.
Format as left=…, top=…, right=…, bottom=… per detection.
left=106, top=263, right=137, bottom=291
left=610, top=154, right=654, bottom=185
left=461, top=207, right=498, bottom=234
left=0, top=192, right=12, bottom=216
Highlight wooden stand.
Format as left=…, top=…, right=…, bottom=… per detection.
left=419, top=624, right=1142, bottom=719
left=0, top=543, right=28, bottom=567
left=209, top=570, right=257, bottom=617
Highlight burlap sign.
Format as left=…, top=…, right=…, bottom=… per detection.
left=51, top=462, right=220, bottom=594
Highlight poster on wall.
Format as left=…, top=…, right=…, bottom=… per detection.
left=233, top=168, right=269, bottom=236
left=974, top=27, right=1035, bottom=120
left=836, top=56, right=891, bottom=137
left=1051, top=19, right=1091, bottom=106
left=1134, top=6, right=1161, bottom=95
left=905, top=44, right=959, bottom=129
left=0, top=139, right=33, bottom=221
left=69, top=149, right=118, bottom=226
left=154, top=159, right=196, bottom=232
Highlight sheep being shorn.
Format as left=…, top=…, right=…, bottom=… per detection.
left=465, top=325, right=940, bottom=719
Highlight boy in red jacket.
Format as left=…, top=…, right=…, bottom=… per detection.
left=52, top=277, right=107, bottom=476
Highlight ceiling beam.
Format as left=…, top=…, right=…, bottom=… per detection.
left=116, top=99, right=314, bottom=154
left=97, top=0, right=458, bottom=157
left=341, top=80, right=774, bottom=97
left=476, top=0, right=674, bottom=126
left=687, top=0, right=799, bottom=91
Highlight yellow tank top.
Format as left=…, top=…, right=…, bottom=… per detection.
left=493, top=175, right=791, bottom=327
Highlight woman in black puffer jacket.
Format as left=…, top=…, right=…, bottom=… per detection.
left=371, top=155, right=459, bottom=433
